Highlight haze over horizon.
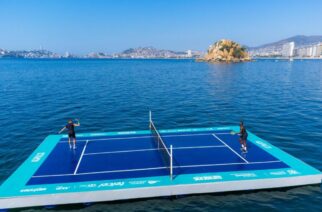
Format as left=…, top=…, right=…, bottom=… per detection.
left=1, top=0, right=322, bottom=54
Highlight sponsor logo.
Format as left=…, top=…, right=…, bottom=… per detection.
left=129, top=180, right=146, bottom=185
left=56, top=186, right=70, bottom=191
left=79, top=183, right=97, bottom=189
left=128, top=180, right=160, bottom=185
left=231, top=173, right=257, bottom=178
left=287, top=169, right=300, bottom=175
left=31, top=152, right=45, bottom=163
left=98, top=182, right=125, bottom=188
left=255, top=140, right=272, bottom=149
left=269, top=171, right=287, bottom=176
left=147, top=180, right=160, bottom=185
left=20, top=187, right=47, bottom=193
left=193, top=175, right=222, bottom=181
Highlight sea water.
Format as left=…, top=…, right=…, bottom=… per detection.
left=0, top=58, right=321, bottom=211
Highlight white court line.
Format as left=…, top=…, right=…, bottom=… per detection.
left=31, top=160, right=282, bottom=178
left=32, top=166, right=168, bottom=178
left=59, top=132, right=231, bottom=143
left=73, top=140, right=89, bottom=175
left=178, top=160, right=281, bottom=168
left=212, top=134, right=249, bottom=164
left=84, top=145, right=226, bottom=156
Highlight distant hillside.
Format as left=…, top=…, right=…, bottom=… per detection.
left=122, top=47, right=179, bottom=55
left=118, top=47, right=185, bottom=58
left=0, top=46, right=203, bottom=59
left=0, top=49, right=62, bottom=58
left=249, top=35, right=322, bottom=50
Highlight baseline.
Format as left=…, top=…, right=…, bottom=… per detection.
left=31, top=160, right=282, bottom=178
left=59, top=132, right=231, bottom=143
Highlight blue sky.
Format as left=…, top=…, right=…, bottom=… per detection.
left=0, top=0, right=321, bottom=54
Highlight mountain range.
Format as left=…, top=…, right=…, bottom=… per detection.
left=114, top=47, right=196, bottom=58
left=248, top=35, right=322, bottom=51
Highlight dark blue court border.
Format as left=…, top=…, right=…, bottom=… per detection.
left=27, top=130, right=289, bottom=185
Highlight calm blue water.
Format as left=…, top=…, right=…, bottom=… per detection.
left=0, top=59, right=321, bottom=211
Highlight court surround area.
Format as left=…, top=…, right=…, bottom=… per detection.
left=0, top=120, right=321, bottom=209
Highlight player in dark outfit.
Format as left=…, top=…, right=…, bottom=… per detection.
left=238, top=121, right=248, bottom=153
left=59, top=119, right=80, bottom=149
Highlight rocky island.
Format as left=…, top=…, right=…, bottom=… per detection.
left=197, top=39, right=251, bottom=63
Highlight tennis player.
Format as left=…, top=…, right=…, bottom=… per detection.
left=238, top=121, right=248, bottom=153
left=58, top=119, right=80, bottom=149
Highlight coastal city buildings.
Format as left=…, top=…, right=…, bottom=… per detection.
left=250, top=42, right=322, bottom=58
left=282, top=42, right=295, bottom=57
left=187, top=50, right=192, bottom=57
left=111, top=47, right=202, bottom=59
left=0, top=47, right=203, bottom=59
left=295, top=44, right=322, bottom=57
left=0, top=49, right=62, bottom=58
left=1, top=40, right=322, bottom=59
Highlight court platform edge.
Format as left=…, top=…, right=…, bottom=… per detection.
left=0, top=126, right=321, bottom=209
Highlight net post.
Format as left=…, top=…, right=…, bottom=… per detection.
left=149, top=110, right=152, bottom=128
left=170, top=145, right=173, bottom=180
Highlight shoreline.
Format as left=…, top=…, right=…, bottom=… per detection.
left=1, top=57, right=322, bottom=61
left=253, top=57, right=322, bottom=60
left=0, top=57, right=197, bottom=60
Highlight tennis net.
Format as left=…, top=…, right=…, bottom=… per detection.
left=149, top=111, right=173, bottom=180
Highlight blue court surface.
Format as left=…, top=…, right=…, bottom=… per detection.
left=0, top=126, right=321, bottom=209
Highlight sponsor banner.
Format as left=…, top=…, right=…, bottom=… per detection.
left=20, top=187, right=47, bottom=193
left=56, top=186, right=71, bottom=191
left=128, top=180, right=160, bottom=185
left=31, top=152, right=45, bottom=163
left=286, top=169, right=300, bottom=175
left=98, top=182, right=125, bottom=188
left=193, top=175, right=223, bottom=181
left=269, top=171, right=287, bottom=176
left=230, top=173, right=257, bottom=178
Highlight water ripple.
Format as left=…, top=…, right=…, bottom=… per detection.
left=0, top=59, right=321, bottom=211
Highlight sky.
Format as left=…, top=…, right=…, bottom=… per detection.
left=0, top=0, right=322, bottom=54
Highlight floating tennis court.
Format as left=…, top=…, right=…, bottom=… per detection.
left=0, top=114, right=321, bottom=209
